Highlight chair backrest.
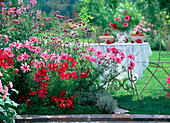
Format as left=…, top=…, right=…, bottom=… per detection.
left=158, top=24, right=170, bottom=62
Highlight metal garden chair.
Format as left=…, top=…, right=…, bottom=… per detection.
left=139, top=24, right=170, bottom=99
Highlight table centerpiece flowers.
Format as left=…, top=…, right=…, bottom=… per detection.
left=109, top=9, right=132, bottom=43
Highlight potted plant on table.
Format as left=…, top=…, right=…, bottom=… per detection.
left=109, top=9, right=132, bottom=43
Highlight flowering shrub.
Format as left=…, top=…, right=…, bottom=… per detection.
left=0, top=48, right=19, bottom=123
left=0, top=0, right=137, bottom=116
left=52, top=90, right=79, bottom=109
left=109, top=9, right=132, bottom=32
left=134, top=20, right=156, bottom=35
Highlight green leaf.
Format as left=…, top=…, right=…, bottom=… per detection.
left=11, top=89, right=19, bottom=95
left=0, top=106, right=5, bottom=112
left=0, top=99, right=4, bottom=106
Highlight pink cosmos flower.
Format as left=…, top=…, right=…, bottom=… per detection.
left=49, top=52, right=56, bottom=62
left=123, top=22, right=128, bottom=27
left=111, top=47, right=119, bottom=54
left=151, top=24, right=154, bottom=27
left=4, top=35, right=9, bottom=42
left=17, top=55, right=23, bottom=62
left=124, top=15, right=130, bottom=21
left=139, top=20, right=143, bottom=23
left=129, top=60, right=135, bottom=67
left=21, top=62, right=30, bottom=73
left=41, top=22, right=45, bottom=27
left=109, top=23, right=113, bottom=28
left=29, top=36, right=38, bottom=43
left=4, top=48, right=12, bottom=56
left=128, top=60, right=135, bottom=71
left=167, top=75, right=170, bottom=84
left=139, top=23, right=143, bottom=26
left=60, top=52, right=68, bottom=60
left=0, top=2, right=5, bottom=7
left=87, top=47, right=96, bottom=52
left=128, top=66, right=134, bottom=71
left=105, top=53, right=111, bottom=60
left=0, top=71, right=3, bottom=77
left=95, top=50, right=102, bottom=56
left=9, top=2, right=12, bottom=6
left=153, top=30, right=157, bottom=35
left=0, top=79, right=2, bottom=93
left=40, top=52, right=49, bottom=61
left=144, top=21, right=148, bottom=24
left=35, top=46, right=41, bottom=54
left=84, top=54, right=91, bottom=60
left=3, top=86, right=8, bottom=100
left=21, top=52, right=30, bottom=61
left=115, top=18, right=119, bottom=21
left=115, top=57, right=121, bottom=63
left=147, top=28, right=151, bottom=31
left=134, top=28, right=138, bottom=32
left=98, top=55, right=104, bottom=60
left=127, top=54, right=135, bottom=61
left=142, top=28, right=148, bottom=32
left=24, top=40, right=31, bottom=48
left=47, top=49, right=50, bottom=52
left=9, top=81, right=13, bottom=88
left=14, top=40, right=22, bottom=49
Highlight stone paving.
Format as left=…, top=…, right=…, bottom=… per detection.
left=15, top=114, right=170, bottom=123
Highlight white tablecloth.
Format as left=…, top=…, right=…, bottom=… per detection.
left=90, top=42, right=152, bottom=80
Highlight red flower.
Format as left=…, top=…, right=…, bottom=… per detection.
left=53, top=63, right=59, bottom=71
left=104, top=33, right=109, bottom=36
left=60, top=90, right=66, bottom=95
left=52, top=96, right=58, bottom=102
left=80, top=72, right=88, bottom=78
left=38, top=67, right=48, bottom=76
left=60, top=72, right=69, bottom=80
left=39, top=81, right=48, bottom=87
left=69, top=72, right=78, bottom=80
left=67, top=55, right=74, bottom=62
left=47, top=63, right=54, bottom=71
left=29, top=91, right=37, bottom=96
left=131, top=41, right=135, bottom=44
left=106, top=40, right=111, bottom=44
left=112, top=23, right=118, bottom=30
left=70, top=96, right=75, bottom=100
left=26, top=100, right=32, bottom=107
left=71, top=60, right=77, bottom=68
left=61, top=61, right=69, bottom=70
left=135, top=39, right=143, bottom=43
left=14, top=69, right=19, bottom=73
left=37, top=88, right=48, bottom=98
left=87, top=67, right=90, bottom=74
left=57, top=67, right=65, bottom=75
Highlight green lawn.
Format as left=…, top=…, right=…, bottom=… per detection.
left=113, top=51, right=170, bottom=114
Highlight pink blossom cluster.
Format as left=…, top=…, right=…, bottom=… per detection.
left=134, top=20, right=157, bottom=35
left=0, top=79, right=13, bottom=100
left=166, top=75, right=170, bottom=98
